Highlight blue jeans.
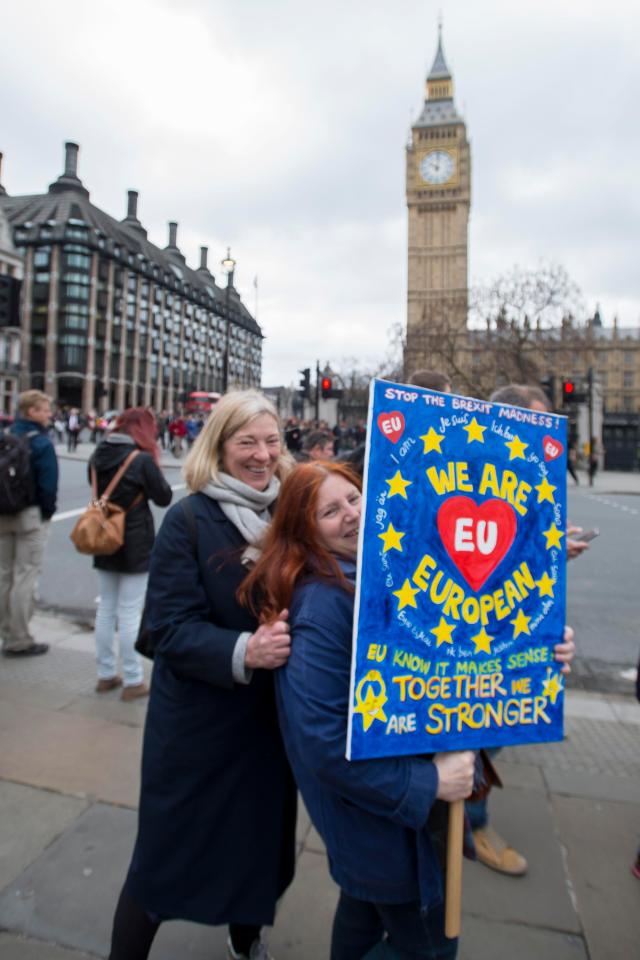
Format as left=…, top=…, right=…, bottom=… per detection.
left=331, top=891, right=457, bottom=960
left=94, top=570, right=147, bottom=686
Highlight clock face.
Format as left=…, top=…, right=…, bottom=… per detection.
left=419, top=149, right=456, bottom=185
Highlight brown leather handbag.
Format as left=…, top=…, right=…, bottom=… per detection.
left=70, top=450, right=143, bottom=556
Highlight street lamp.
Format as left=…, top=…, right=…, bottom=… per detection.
left=221, top=247, right=236, bottom=391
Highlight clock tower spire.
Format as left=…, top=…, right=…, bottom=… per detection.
left=405, top=26, right=471, bottom=379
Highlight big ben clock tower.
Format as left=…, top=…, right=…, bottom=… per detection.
left=405, top=27, right=471, bottom=377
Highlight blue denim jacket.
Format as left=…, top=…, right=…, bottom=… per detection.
left=275, top=561, right=445, bottom=909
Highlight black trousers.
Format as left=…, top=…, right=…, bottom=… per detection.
left=108, top=884, right=261, bottom=959
left=330, top=890, right=457, bottom=960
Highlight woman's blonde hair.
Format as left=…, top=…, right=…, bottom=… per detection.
left=182, top=389, right=293, bottom=492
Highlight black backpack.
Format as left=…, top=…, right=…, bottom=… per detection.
left=0, top=430, right=38, bottom=515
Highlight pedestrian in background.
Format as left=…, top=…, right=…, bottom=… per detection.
left=297, top=429, right=334, bottom=462
left=168, top=413, right=187, bottom=457
left=53, top=411, right=66, bottom=445
left=632, top=651, right=640, bottom=880
left=588, top=437, right=599, bottom=483
left=89, top=408, right=172, bottom=700
left=66, top=407, right=82, bottom=451
left=185, top=413, right=202, bottom=448
left=0, top=390, right=58, bottom=658
left=284, top=416, right=302, bottom=453
left=567, top=441, right=579, bottom=485
left=462, top=382, right=577, bottom=876
left=108, top=390, right=297, bottom=960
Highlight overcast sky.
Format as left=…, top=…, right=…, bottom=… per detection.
left=2, top=0, right=638, bottom=385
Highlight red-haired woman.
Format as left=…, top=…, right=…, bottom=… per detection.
left=240, top=461, right=475, bottom=960
left=89, top=408, right=172, bottom=700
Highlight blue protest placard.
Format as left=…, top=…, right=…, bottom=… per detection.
left=347, top=379, right=568, bottom=760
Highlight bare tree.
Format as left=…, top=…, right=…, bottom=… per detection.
left=405, top=262, right=586, bottom=398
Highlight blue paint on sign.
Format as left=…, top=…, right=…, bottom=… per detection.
left=347, top=379, right=568, bottom=760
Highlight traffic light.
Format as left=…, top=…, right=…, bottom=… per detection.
left=320, top=375, right=343, bottom=400
left=299, top=368, right=311, bottom=399
left=562, top=379, right=586, bottom=404
left=539, top=375, right=555, bottom=406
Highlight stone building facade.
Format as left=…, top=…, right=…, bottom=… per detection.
left=0, top=143, right=262, bottom=412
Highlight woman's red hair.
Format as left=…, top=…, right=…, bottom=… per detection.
left=239, top=460, right=362, bottom=622
left=114, top=408, right=160, bottom=464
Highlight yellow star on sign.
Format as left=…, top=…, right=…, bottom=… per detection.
left=535, top=571, right=556, bottom=598
left=385, top=470, right=412, bottom=499
left=535, top=476, right=557, bottom=504
left=463, top=417, right=486, bottom=444
left=541, top=667, right=563, bottom=706
left=353, top=670, right=388, bottom=731
left=378, top=522, right=405, bottom=553
left=510, top=608, right=531, bottom=639
left=470, top=626, right=494, bottom=654
left=392, top=579, right=420, bottom=611
left=542, top=523, right=564, bottom=550
left=505, top=434, right=528, bottom=461
left=419, top=427, right=445, bottom=454
left=431, top=616, right=456, bottom=648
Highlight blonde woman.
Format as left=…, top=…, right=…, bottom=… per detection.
left=108, top=391, right=297, bottom=960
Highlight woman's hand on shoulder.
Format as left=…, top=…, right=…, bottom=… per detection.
left=434, top=750, right=475, bottom=803
left=245, top=609, right=291, bottom=670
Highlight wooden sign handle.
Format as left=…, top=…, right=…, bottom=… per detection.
left=445, top=798, right=464, bottom=939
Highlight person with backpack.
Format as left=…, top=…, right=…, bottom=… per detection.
left=0, top=390, right=58, bottom=658
left=88, top=408, right=172, bottom=700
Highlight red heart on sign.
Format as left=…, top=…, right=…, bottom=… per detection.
left=437, top=497, right=517, bottom=592
left=377, top=411, right=405, bottom=444
left=543, top=435, right=564, bottom=462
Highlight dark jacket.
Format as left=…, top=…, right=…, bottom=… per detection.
left=88, top=436, right=172, bottom=573
left=276, top=562, right=446, bottom=910
left=126, top=493, right=297, bottom=925
left=11, top=417, right=58, bottom=519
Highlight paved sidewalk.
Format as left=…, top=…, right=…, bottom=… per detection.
left=0, top=612, right=638, bottom=959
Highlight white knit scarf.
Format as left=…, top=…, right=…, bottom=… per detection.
left=201, top=471, right=280, bottom=565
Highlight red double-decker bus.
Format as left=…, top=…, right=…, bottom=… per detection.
left=185, top=391, right=221, bottom=414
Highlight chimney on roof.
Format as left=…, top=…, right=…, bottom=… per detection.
left=121, top=189, right=147, bottom=237
left=0, top=152, right=6, bottom=196
left=127, top=190, right=138, bottom=219
left=164, top=221, right=186, bottom=264
left=49, top=140, right=89, bottom=198
left=64, top=142, right=79, bottom=178
left=197, top=246, right=213, bottom=279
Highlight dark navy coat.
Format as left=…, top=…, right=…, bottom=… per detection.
left=276, top=562, right=447, bottom=910
left=127, top=493, right=297, bottom=926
